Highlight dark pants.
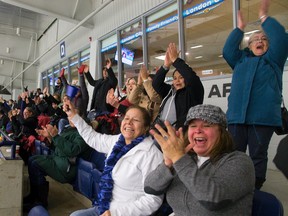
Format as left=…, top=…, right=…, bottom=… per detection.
left=228, top=124, right=274, bottom=189
left=26, top=155, right=50, bottom=209
left=28, top=155, right=48, bottom=185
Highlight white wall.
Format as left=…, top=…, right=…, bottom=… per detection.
left=93, top=0, right=166, bottom=37
left=38, top=20, right=93, bottom=73
left=37, top=0, right=168, bottom=79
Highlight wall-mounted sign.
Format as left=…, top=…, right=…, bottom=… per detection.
left=202, top=69, right=213, bottom=75
left=60, top=41, right=66, bottom=58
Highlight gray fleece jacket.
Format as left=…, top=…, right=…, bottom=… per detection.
left=144, top=151, right=255, bottom=216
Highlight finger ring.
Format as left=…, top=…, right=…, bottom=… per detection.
left=163, top=135, right=168, bottom=141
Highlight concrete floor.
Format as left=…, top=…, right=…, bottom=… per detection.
left=45, top=178, right=91, bottom=216
left=22, top=171, right=91, bottom=216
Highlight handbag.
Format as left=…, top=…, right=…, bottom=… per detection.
left=272, top=67, right=288, bottom=135
left=274, top=99, right=288, bottom=135
left=273, top=135, right=288, bottom=179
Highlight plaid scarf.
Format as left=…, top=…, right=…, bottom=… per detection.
left=98, top=134, right=145, bottom=214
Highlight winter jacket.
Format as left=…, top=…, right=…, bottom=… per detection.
left=12, top=115, right=38, bottom=137
left=153, top=58, right=204, bottom=129
left=31, top=126, right=92, bottom=183
left=0, top=114, right=9, bottom=129
left=71, top=114, right=164, bottom=216
left=128, top=80, right=162, bottom=121
left=85, top=67, right=118, bottom=113
left=223, top=17, right=288, bottom=126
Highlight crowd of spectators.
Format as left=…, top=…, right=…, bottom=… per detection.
left=0, top=2, right=287, bottom=214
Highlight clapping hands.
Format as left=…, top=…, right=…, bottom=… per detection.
left=36, top=124, right=58, bottom=138
left=164, top=43, right=180, bottom=68
left=150, top=121, right=187, bottom=165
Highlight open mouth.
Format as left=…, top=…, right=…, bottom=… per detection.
left=256, top=45, right=263, bottom=49
left=124, top=127, right=134, bottom=132
left=194, top=137, right=206, bottom=144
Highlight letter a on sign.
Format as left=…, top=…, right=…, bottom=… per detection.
left=60, top=41, right=66, bottom=58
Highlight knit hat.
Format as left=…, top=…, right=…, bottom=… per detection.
left=185, top=104, right=227, bottom=128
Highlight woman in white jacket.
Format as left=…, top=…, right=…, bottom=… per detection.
left=64, top=99, right=163, bottom=216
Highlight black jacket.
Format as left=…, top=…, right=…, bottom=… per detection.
left=0, top=114, right=9, bottom=129
left=85, top=67, right=118, bottom=113
left=153, top=58, right=204, bottom=129
left=12, top=115, right=38, bottom=137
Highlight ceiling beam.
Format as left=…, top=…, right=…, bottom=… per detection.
left=1, top=0, right=114, bottom=92
left=0, top=54, right=35, bottom=65
left=72, top=0, right=79, bottom=19
left=1, top=0, right=94, bottom=29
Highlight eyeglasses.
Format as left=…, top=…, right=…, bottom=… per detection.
left=249, top=37, right=268, bottom=44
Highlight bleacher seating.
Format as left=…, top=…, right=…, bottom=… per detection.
left=28, top=205, right=50, bottom=216
left=252, top=190, right=284, bottom=216
left=73, top=150, right=106, bottom=204
left=0, top=129, right=19, bottom=159
left=0, top=140, right=18, bottom=159
left=34, top=139, right=42, bottom=155
left=74, top=158, right=97, bottom=200
left=34, top=140, right=53, bottom=156
left=33, top=139, right=106, bottom=204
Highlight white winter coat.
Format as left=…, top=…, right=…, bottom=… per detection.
left=71, top=114, right=164, bottom=216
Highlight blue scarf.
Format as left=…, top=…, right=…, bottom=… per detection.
left=98, top=134, right=145, bottom=214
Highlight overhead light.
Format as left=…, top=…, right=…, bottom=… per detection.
left=155, top=55, right=166, bottom=60
left=244, top=30, right=259, bottom=35
left=137, top=62, right=144, bottom=65
left=6, top=47, right=10, bottom=53
left=16, top=27, right=21, bottom=36
left=195, top=56, right=203, bottom=59
left=185, top=52, right=189, bottom=55
left=0, top=59, right=4, bottom=65
left=191, top=45, right=203, bottom=49
left=218, top=54, right=223, bottom=58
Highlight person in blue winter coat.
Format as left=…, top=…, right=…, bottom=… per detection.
left=223, top=0, right=288, bottom=189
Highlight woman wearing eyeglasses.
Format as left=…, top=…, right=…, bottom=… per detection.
left=223, top=0, right=288, bottom=190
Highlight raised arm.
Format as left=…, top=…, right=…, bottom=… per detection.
left=106, top=59, right=118, bottom=89
left=222, top=11, right=246, bottom=69
left=140, top=66, right=162, bottom=103
left=259, top=0, right=270, bottom=23
left=260, top=0, right=288, bottom=67
left=63, top=98, right=118, bottom=153
left=152, top=48, right=173, bottom=97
